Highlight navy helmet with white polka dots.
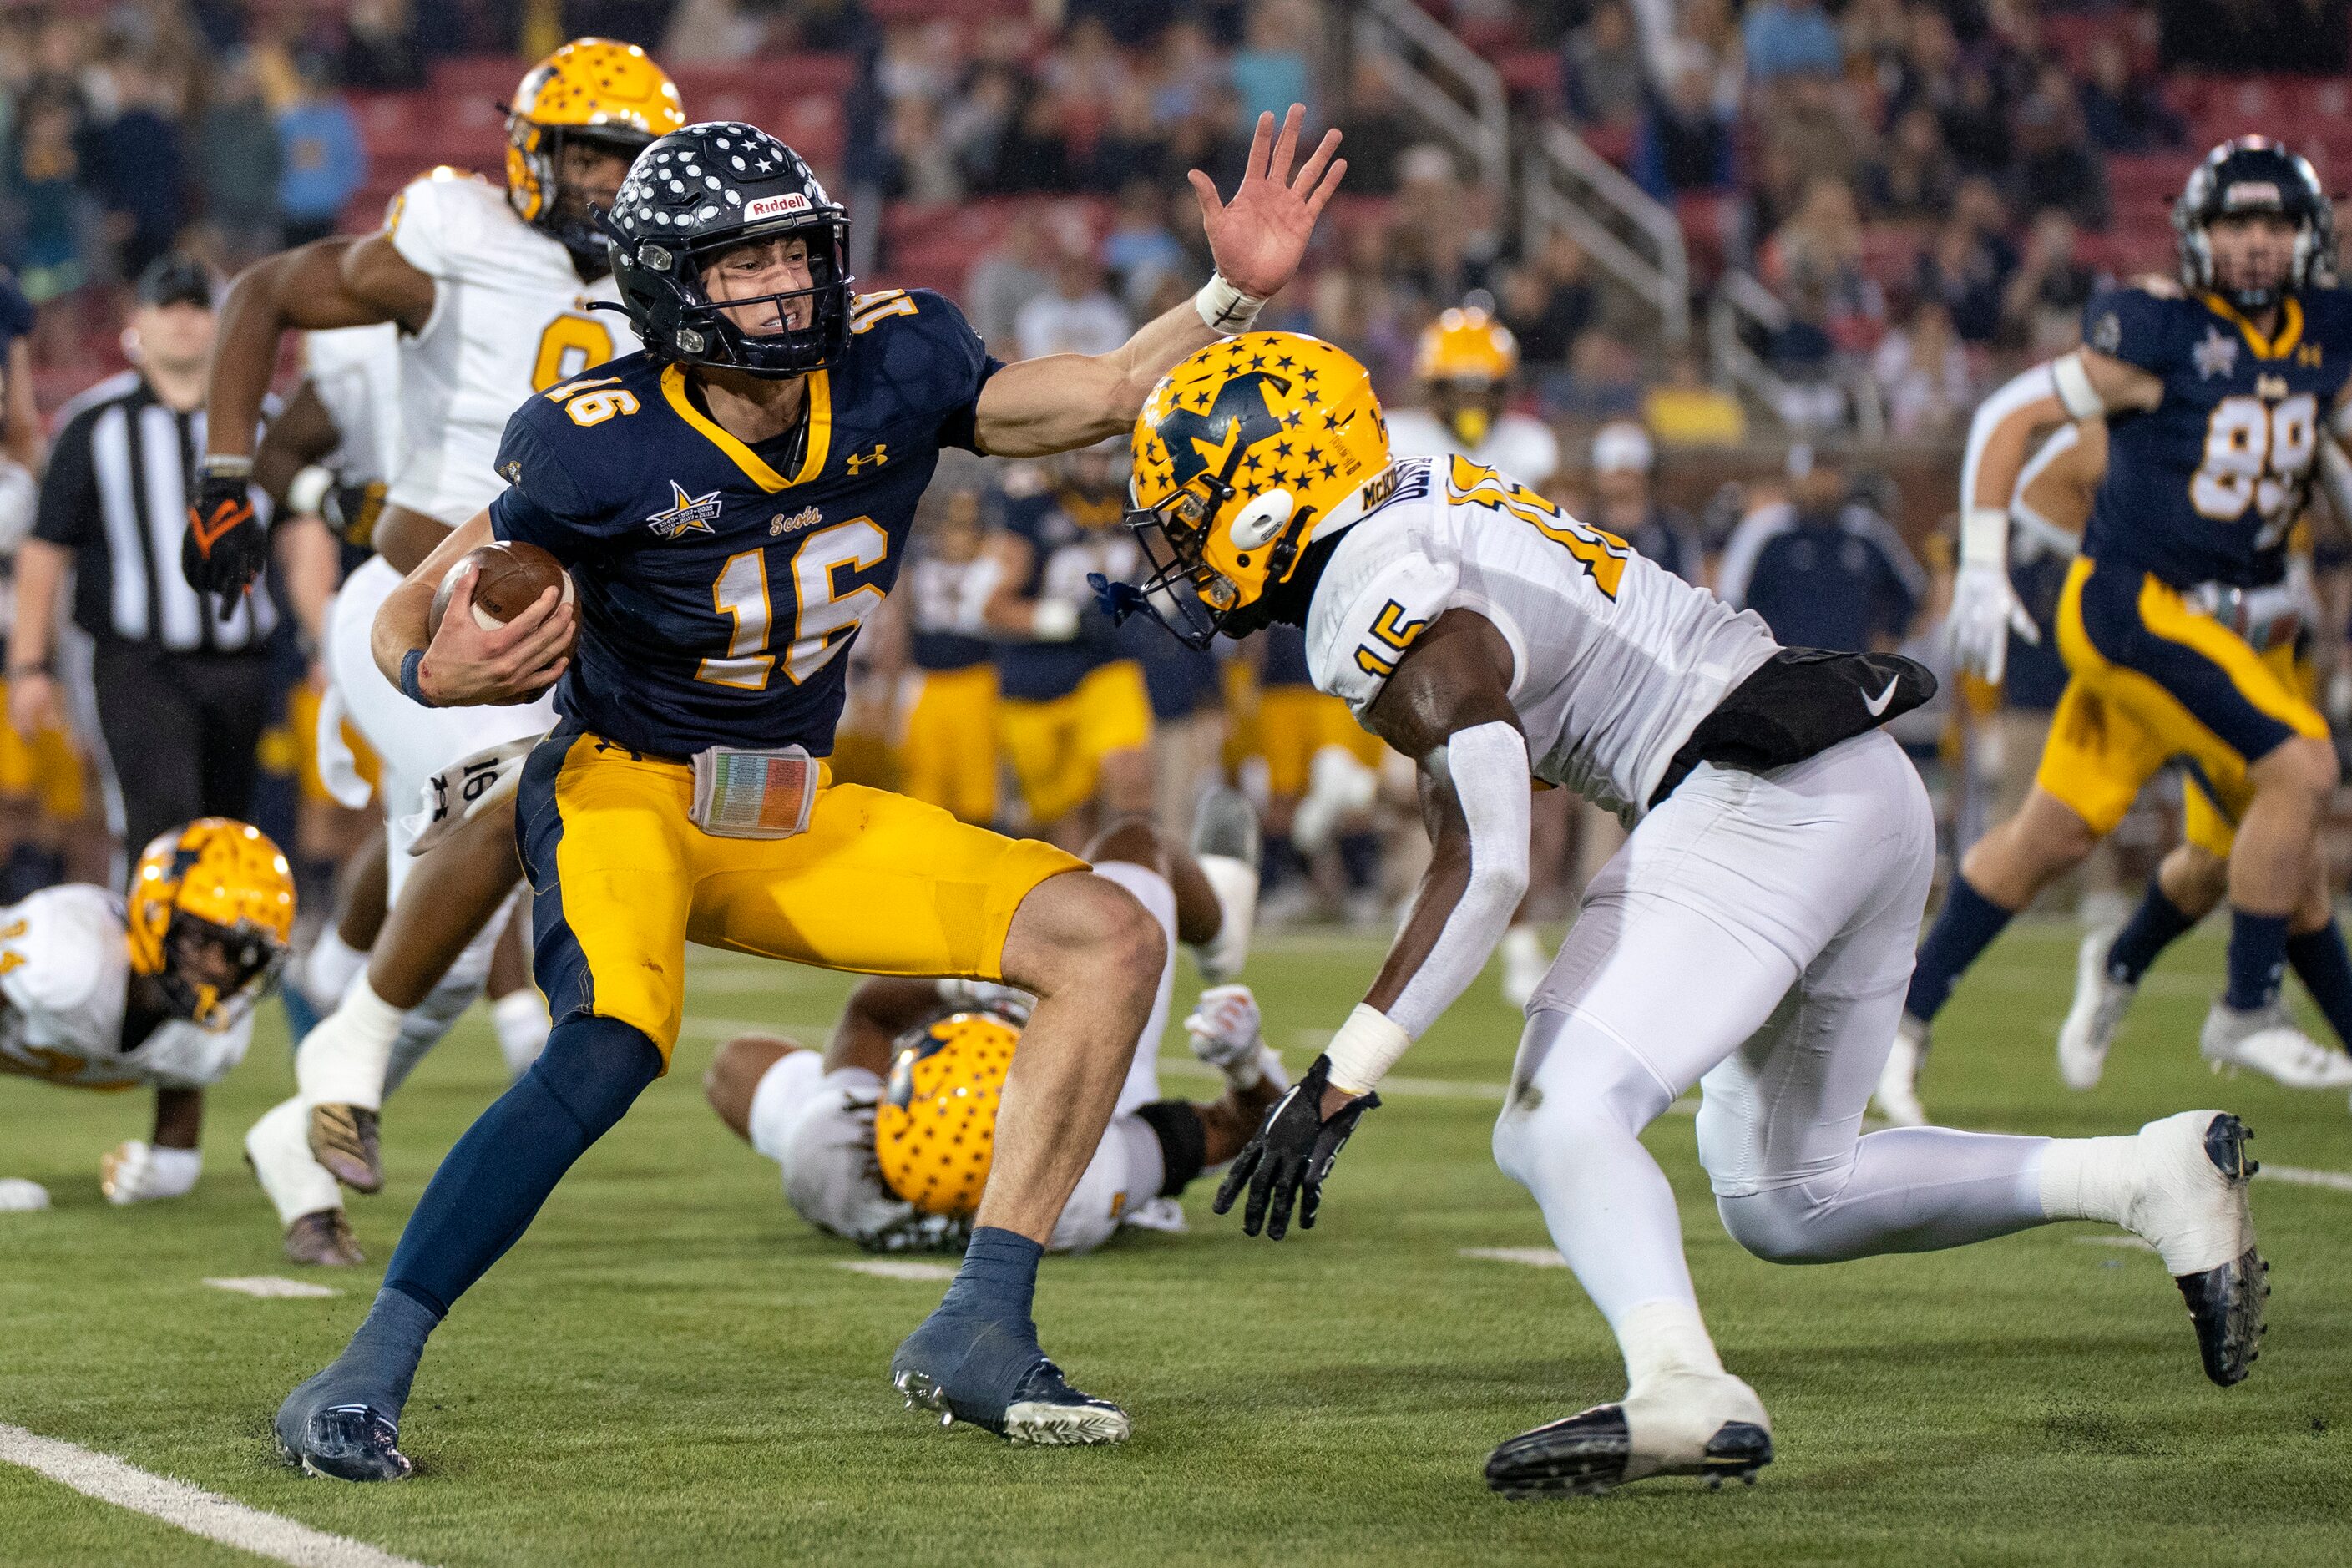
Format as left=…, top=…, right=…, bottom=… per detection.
left=597, top=121, right=853, bottom=376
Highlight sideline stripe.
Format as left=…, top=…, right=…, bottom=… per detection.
left=1459, top=1247, right=1566, bottom=1268
left=2256, top=1163, right=2352, bottom=1194
left=836, top=1260, right=957, bottom=1282
left=0, top=1423, right=431, bottom=1568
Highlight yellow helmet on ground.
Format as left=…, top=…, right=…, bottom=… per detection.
left=505, top=38, right=685, bottom=252
left=1414, top=306, right=1520, bottom=385
left=873, top=1009, right=1022, bottom=1216
left=1125, top=331, right=1390, bottom=646
left=127, top=819, right=296, bottom=1029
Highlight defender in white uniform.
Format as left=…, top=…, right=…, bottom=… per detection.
left=1120, top=333, right=2272, bottom=1500
left=1383, top=306, right=1560, bottom=489
left=0, top=821, right=293, bottom=1209
left=705, top=808, right=1277, bottom=1254
left=192, top=41, right=685, bottom=1254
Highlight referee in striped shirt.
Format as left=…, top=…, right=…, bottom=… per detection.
left=7, top=255, right=278, bottom=876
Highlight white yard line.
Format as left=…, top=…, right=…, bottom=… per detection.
left=203, top=1277, right=341, bottom=1300
left=2256, top=1163, right=2352, bottom=1194
left=1459, top=1247, right=1566, bottom=1268
left=835, top=1260, right=957, bottom=1282
left=0, top=1423, right=431, bottom=1568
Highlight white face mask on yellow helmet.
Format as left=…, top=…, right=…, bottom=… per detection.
left=1123, top=331, right=1391, bottom=647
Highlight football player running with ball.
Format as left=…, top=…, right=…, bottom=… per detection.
left=271, top=109, right=1342, bottom=1480
left=1112, top=331, right=2269, bottom=1499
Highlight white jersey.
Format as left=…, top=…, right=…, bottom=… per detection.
left=1386, top=407, right=1562, bottom=488
left=1306, top=457, right=1778, bottom=818
left=303, top=322, right=402, bottom=487
left=381, top=169, right=635, bottom=525
left=0, top=885, right=251, bottom=1090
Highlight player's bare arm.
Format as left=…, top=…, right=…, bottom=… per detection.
left=370, top=510, right=573, bottom=706
left=152, top=1087, right=202, bottom=1151
left=972, top=105, right=1343, bottom=458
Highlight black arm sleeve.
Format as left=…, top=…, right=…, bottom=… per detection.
left=1135, top=1099, right=1209, bottom=1197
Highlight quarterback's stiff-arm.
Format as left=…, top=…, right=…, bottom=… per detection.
left=970, top=105, right=1343, bottom=458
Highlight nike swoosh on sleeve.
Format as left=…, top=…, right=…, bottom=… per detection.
left=1864, top=676, right=1899, bottom=716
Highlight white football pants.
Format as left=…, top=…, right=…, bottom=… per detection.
left=1493, top=733, right=2054, bottom=1343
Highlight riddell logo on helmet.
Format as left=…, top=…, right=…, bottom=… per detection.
left=745, top=193, right=811, bottom=221
left=2223, top=181, right=2282, bottom=209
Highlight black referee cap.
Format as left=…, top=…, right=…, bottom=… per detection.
left=134, top=254, right=215, bottom=311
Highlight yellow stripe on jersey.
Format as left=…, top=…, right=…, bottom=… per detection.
left=660, top=362, right=832, bottom=491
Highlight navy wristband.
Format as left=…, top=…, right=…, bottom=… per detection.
left=398, top=648, right=438, bottom=707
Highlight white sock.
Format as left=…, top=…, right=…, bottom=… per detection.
left=2038, top=1134, right=2142, bottom=1227
left=301, top=928, right=368, bottom=1012
left=295, top=975, right=406, bottom=1111
left=491, top=989, right=551, bottom=1077
left=244, top=1096, right=341, bottom=1227
left=1617, top=1298, right=1727, bottom=1390
left=1191, top=854, right=1258, bottom=983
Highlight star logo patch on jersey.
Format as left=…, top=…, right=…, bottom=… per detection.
left=2194, top=326, right=2240, bottom=381
left=647, top=480, right=722, bottom=539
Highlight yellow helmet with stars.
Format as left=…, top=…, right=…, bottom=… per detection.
left=873, top=1009, right=1022, bottom=1216
left=1125, top=331, right=1390, bottom=646
left=505, top=38, right=685, bottom=254
left=1414, top=306, right=1520, bottom=385
left=126, top=819, right=296, bottom=1029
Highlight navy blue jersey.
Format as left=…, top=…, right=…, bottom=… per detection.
left=991, top=483, right=1137, bottom=703
left=1717, top=502, right=1925, bottom=654
left=2082, top=286, right=2352, bottom=589
left=489, top=289, right=999, bottom=757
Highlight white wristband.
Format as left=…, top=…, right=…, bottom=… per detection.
left=2051, top=352, right=2106, bottom=421
left=286, top=465, right=335, bottom=518
left=1194, top=272, right=1265, bottom=336
left=1960, top=506, right=2011, bottom=569
left=1324, top=1003, right=1412, bottom=1096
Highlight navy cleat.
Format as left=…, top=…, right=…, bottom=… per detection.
left=2117, top=1110, right=2269, bottom=1387
left=890, top=1314, right=1130, bottom=1445
left=275, top=1391, right=412, bottom=1482
left=1485, top=1371, right=1772, bottom=1500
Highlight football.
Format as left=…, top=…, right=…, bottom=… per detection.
left=427, top=540, right=574, bottom=640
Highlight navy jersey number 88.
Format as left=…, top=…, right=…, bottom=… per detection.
left=488, top=288, right=999, bottom=758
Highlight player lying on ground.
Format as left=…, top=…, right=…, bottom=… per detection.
left=706, top=809, right=1278, bottom=1254
left=1888, top=136, right=2352, bottom=1122
left=0, top=820, right=292, bottom=1205
left=1110, top=330, right=2269, bottom=1500
left=267, top=107, right=1341, bottom=1480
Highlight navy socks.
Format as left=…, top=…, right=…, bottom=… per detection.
left=892, top=1227, right=1048, bottom=1419
left=1905, top=877, right=2016, bottom=1024
left=2225, top=910, right=2291, bottom=1013
left=2107, top=883, right=2199, bottom=984
left=2286, top=921, right=2352, bottom=1047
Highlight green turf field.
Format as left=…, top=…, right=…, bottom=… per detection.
left=3, top=921, right=2349, bottom=1566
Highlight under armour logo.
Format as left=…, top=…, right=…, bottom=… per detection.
left=847, top=444, right=888, bottom=475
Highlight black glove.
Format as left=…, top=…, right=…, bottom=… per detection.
left=1212, top=1053, right=1378, bottom=1239
left=183, top=466, right=268, bottom=615
left=320, top=478, right=387, bottom=550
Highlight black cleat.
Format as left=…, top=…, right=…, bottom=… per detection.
left=275, top=1401, right=412, bottom=1483
left=2176, top=1115, right=2267, bottom=1388
left=1487, top=1406, right=1773, bottom=1499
